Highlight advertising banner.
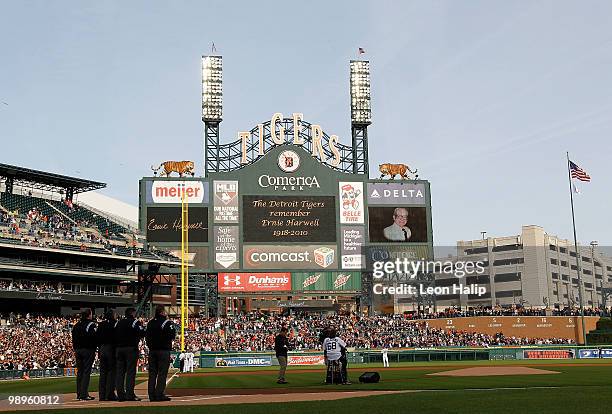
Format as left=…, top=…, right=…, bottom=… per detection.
left=579, top=349, right=612, bottom=359
left=218, top=272, right=291, bottom=292
left=145, top=207, right=208, bottom=242
left=339, top=182, right=364, bottom=224
left=251, top=299, right=335, bottom=308
left=146, top=180, right=209, bottom=204
left=523, top=350, right=574, bottom=359
left=243, top=245, right=338, bottom=270
left=341, top=226, right=365, bottom=269
left=213, top=181, right=239, bottom=223
left=366, top=183, right=426, bottom=205
left=214, top=356, right=272, bottom=367
left=214, top=226, right=239, bottom=269
left=291, top=272, right=361, bottom=292
left=242, top=195, right=336, bottom=243
left=288, top=355, right=325, bottom=366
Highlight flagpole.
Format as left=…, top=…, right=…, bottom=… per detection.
left=567, top=152, right=587, bottom=345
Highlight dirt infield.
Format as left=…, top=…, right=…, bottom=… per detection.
left=428, top=366, right=560, bottom=377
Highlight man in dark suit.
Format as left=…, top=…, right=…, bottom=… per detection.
left=97, top=309, right=117, bottom=401
left=71, top=309, right=97, bottom=401
left=146, top=305, right=176, bottom=402
left=115, top=308, right=145, bottom=401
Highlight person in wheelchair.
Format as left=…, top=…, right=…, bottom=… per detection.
left=323, top=329, right=351, bottom=385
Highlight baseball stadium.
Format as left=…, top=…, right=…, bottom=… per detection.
left=1, top=54, right=612, bottom=414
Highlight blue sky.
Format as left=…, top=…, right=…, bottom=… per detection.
left=1, top=1, right=610, bottom=245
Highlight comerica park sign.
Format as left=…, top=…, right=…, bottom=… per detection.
left=140, top=115, right=434, bottom=290
left=238, top=112, right=342, bottom=168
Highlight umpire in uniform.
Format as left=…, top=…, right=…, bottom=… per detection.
left=97, top=310, right=117, bottom=401
left=115, top=308, right=145, bottom=401
left=145, top=305, right=176, bottom=402
left=71, top=308, right=97, bottom=401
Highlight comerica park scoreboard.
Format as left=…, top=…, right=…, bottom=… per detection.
left=139, top=115, right=433, bottom=314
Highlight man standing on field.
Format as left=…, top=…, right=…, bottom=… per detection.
left=275, top=327, right=290, bottom=384
left=382, top=347, right=389, bottom=368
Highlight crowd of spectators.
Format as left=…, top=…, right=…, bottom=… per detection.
left=403, top=305, right=611, bottom=319
left=0, top=311, right=581, bottom=371
left=0, top=279, right=66, bottom=293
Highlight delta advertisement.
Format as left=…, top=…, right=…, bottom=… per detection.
left=217, top=272, right=291, bottom=292
left=291, top=272, right=361, bottom=292
left=214, top=356, right=272, bottom=367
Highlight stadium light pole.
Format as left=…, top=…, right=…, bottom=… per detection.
left=350, top=60, right=371, bottom=175
left=202, top=55, right=223, bottom=175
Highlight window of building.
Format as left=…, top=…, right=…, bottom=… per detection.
left=582, top=256, right=591, bottom=263
left=493, top=258, right=524, bottom=266
left=562, top=274, right=569, bottom=281
left=549, top=244, right=557, bottom=251
left=551, top=258, right=558, bottom=265
left=493, top=244, right=522, bottom=252
left=466, top=275, right=490, bottom=285
left=570, top=251, right=576, bottom=257
left=571, top=265, right=578, bottom=271
left=494, top=273, right=521, bottom=283
left=560, top=247, right=567, bottom=254
left=584, top=283, right=593, bottom=289
left=551, top=272, right=559, bottom=279
left=561, top=260, right=568, bottom=267
left=572, top=278, right=579, bottom=284
left=495, top=290, right=523, bottom=298
left=583, top=269, right=592, bottom=275
left=465, top=247, right=488, bottom=255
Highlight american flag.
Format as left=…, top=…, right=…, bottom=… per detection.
left=569, top=160, right=591, bottom=182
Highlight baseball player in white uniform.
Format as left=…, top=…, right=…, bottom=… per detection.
left=382, top=347, right=389, bottom=367
left=323, top=330, right=350, bottom=384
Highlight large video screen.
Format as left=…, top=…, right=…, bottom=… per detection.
left=146, top=207, right=208, bottom=242
left=368, top=206, right=428, bottom=243
left=243, top=195, right=336, bottom=243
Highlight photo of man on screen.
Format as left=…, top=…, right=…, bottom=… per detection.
left=383, top=207, right=411, bottom=241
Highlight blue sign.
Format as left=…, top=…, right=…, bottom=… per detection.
left=214, top=356, right=272, bottom=367
left=579, top=349, right=612, bottom=359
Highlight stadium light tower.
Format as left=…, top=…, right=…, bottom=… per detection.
left=350, top=60, right=371, bottom=175
left=202, top=55, right=223, bottom=174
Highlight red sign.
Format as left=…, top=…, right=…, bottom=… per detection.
left=523, top=350, right=574, bottom=359
left=218, top=273, right=291, bottom=292
left=288, top=355, right=325, bottom=365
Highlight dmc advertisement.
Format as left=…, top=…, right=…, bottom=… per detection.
left=243, top=245, right=338, bottom=270
left=341, top=226, right=365, bottom=269
left=368, top=206, right=428, bottom=243
left=214, top=356, right=272, bottom=367
left=145, top=206, right=208, bottom=242
left=242, top=195, right=336, bottom=243
left=217, top=272, right=292, bottom=292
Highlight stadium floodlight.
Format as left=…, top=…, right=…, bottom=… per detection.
left=202, top=55, right=223, bottom=122
left=350, top=60, right=371, bottom=125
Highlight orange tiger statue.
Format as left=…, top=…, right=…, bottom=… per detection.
left=379, top=163, right=418, bottom=180
left=151, top=161, right=196, bottom=177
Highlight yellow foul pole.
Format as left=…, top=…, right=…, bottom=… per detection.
left=180, top=191, right=189, bottom=351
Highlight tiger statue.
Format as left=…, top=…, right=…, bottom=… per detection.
left=379, top=163, right=418, bottom=180
left=151, top=161, right=196, bottom=177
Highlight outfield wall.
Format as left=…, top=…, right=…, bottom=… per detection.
left=419, top=316, right=599, bottom=343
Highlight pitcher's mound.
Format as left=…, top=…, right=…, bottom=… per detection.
left=428, top=366, right=560, bottom=377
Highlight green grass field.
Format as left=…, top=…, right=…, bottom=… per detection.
left=4, top=360, right=612, bottom=414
